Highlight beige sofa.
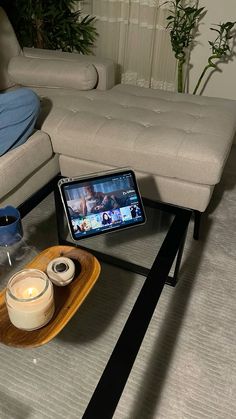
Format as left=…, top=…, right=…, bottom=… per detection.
left=0, top=7, right=114, bottom=209
left=1, top=7, right=236, bottom=229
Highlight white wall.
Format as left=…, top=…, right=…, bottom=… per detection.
left=81, top=1, right=92, bottom=14
left=189, top=0, right=236, bottom=99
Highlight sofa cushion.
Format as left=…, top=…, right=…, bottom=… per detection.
left=0, top=130, right=54, bottom=198
left=36, top=84, right=236, bottom=186
left=8, top=56, right=98, bottom=90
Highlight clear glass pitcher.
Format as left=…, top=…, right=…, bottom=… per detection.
left=0, top=206, right=36, bottom=289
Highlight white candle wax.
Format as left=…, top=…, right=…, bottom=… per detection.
left=5, top=269, right=55, bottom=331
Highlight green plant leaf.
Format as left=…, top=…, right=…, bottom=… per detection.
left=12, top=0, right=98, bottom=54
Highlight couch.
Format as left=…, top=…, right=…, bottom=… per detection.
left=1, top=7, right=236, bottom=235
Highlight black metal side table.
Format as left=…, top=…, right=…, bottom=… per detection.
left=54, top=180, right=192, bottom=418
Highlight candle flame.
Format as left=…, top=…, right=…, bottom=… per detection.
left=28, top=288, right=34, bottom=297
left=22, top=287, right=39, bottom=299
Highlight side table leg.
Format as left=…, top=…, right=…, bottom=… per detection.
left=166, top=225, right=188, bottom=286
left=193, top=210, right=202, bottom=240
left=54, top=182, right=66, bottom=245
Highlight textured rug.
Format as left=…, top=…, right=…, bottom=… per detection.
left=0, top=146, right=235, bottom=419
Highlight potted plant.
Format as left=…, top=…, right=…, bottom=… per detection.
left=165, top=0, right=236, bottom=94
left=193, top=21, right=236, bottom=94
left=11, top=0, right=98, bottom=54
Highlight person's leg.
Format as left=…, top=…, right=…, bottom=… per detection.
left=0, top=87, right=40, bottom=156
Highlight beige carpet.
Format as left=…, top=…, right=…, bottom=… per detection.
left=0, top=146, right=235, bottom=419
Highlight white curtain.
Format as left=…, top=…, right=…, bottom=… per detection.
left=82, top=0, right=177, bottom=91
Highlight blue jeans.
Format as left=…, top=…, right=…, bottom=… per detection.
left=0, top=88, right=40, bottom=156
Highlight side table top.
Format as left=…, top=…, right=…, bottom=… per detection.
left=0, top=245, right=101, bottom=348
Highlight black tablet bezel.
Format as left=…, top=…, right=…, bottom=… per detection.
left=58, top=169, right=146, bottom=242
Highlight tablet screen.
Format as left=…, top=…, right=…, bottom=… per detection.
left=59, top=169, right=146, bottom=241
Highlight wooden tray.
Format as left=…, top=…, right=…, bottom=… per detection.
left=0, top=245, right=101, bottom=348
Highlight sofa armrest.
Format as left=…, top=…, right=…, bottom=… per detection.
left=23, top=48, right=115, bottom=90
left=0, top=130, right=54, bottom=199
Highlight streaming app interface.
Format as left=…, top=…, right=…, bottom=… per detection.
left=63, top=172, right=145, bottom=239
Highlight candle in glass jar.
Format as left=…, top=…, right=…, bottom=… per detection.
left=5, top=269, right=55, bottom=331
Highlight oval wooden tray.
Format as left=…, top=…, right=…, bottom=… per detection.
left=0, top=245, right=101, bottom=348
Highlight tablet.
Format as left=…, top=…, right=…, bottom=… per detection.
left=58, top=168, right=146, bottom=241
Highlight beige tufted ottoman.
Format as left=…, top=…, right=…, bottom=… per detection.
left=38, top=83, right=236, bottom=230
